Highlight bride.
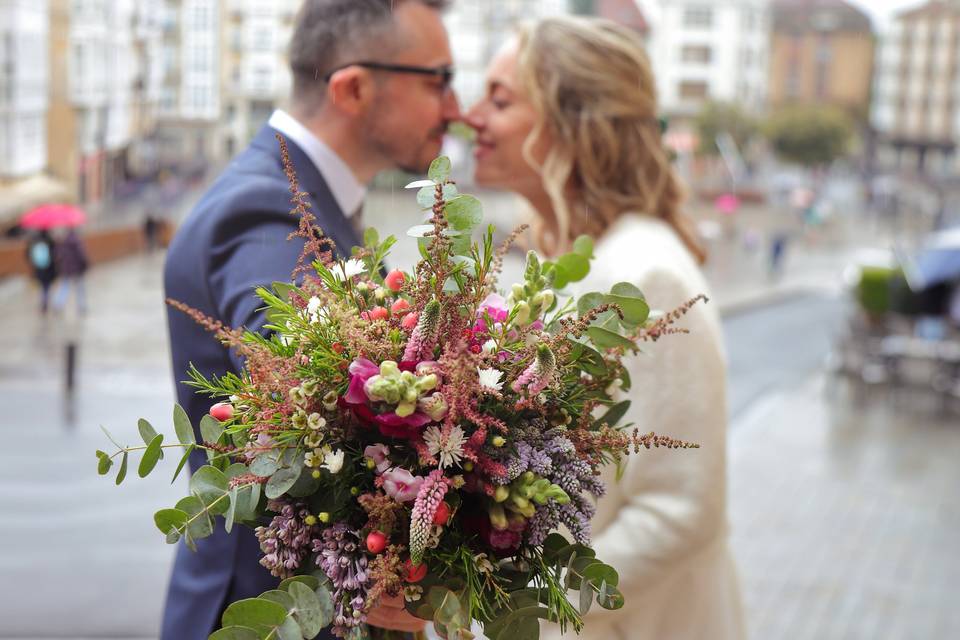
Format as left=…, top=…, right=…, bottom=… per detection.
left=464, top=16, right=745, bottom=640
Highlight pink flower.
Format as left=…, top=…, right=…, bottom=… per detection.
left=382, top=468, right=424, bottom=503
left=475, top=293, right=508, bottom=332
left=364, top=444, right=391, bottom=474
left=345, top=358, right=379, bottom=403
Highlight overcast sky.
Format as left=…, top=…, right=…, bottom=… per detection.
left=845, top=0, right=923, bottom=30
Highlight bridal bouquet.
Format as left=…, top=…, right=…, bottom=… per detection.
left=97, top=141, right=702, bottom=640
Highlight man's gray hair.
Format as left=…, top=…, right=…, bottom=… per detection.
left=289, top=0, right=450, bottom=106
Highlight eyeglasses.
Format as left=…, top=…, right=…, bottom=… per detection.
left=322, top=61, right=455, bottom=89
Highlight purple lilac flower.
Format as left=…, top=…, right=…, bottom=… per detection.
left=314, top=523, right=370, bottom=637
left=254, top=498, right=318, bottom=578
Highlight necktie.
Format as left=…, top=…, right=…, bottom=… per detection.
left=349, top=202, right=365, bottom=240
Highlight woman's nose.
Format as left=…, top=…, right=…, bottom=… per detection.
left=463, top=103, right=485, bottom=131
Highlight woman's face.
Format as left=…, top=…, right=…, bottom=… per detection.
left=465, top=40, right=549, bottom=200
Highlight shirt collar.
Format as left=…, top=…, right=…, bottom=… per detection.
left=267, top=109, right=366, bottom=217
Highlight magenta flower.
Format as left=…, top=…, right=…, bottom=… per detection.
left=475, top=293, right=508, bottom=332
left=345, top=358, right=379, bottom=403
left=364, top=444, right=392, bottom=474
left=382, top=468, right=424, bottom=503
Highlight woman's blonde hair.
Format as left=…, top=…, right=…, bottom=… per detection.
left=514, top=16, right=705, bottom=263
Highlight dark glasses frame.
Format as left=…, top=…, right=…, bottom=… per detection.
left=322, top=61, right=455, bottom=88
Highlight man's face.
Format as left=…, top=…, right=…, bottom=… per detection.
left=363, top=3, right=461, bottom=174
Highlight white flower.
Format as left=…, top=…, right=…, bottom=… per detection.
left=477, top=367, right=504, bottom=393
left=331, top=258, right=367, bottom=281
left=321, top=448, right=345, bottom=474
left=422, top=425, right=466, bottom=469
left=482, top=339, right=497, bottom=354
left=307, top=296, right=322, bottom=316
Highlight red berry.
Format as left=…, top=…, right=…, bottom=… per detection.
left=401, top=312, right=419, bottom=331
left=366, top=530, right=387, bottom=554
left=432, top=502, right=451, bottom=526
left=391, top=298, right=411, bottom=315
left=368, top=306, right=389, bottom=322
left=385, top=270, right=406, bottom=292
left=331, top=342, right=345, bottom=354
left=209, top=402, right=233, bottom=421
left=469, top=344, right=482, bottom=354
left=403, top=559, right=428, bottom=583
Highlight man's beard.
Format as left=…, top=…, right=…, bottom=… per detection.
left=367, top=119, right=448, bottom=175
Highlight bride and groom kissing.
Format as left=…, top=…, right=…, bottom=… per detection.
left=162, top=1, right=743, bottom=639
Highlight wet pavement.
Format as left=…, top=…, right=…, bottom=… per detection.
left=1, top=191, right=957, bottom=639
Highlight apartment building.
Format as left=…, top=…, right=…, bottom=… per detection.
left=638, top=0, right=770, bottom=117
left=872, top=0, right=960, bottom=175
left=769, top=0, right=874, bottom=116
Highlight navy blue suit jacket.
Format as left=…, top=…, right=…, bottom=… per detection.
left=161, top=124, right=358, bottom=640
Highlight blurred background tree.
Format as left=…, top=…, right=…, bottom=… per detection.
left=694, top=101, right=759, bottom=157
left=764, top=105, right=854, bottom=167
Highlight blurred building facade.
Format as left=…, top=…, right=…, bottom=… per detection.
left=638, top=0, right=771, bottom=118
left=769, top=0, right=874, bottom=117
left=872, top=0, right=960, bottom=176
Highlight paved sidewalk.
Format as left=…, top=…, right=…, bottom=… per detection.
left=729, top=374, right=960, bottom=639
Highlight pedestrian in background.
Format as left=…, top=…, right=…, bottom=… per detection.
left=52, top=229, right=89, bottom=315
left=26, top=229, right=57, bottom=314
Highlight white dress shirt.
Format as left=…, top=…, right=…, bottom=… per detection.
left=267, top=109, right=366, bottom=217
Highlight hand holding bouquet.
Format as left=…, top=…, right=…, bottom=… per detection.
left=97, top=146, right=702, bottom=640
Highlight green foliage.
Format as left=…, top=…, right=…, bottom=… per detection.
left=213, top=579, right=335, bottom=640
left=428, top=156, right=452, bottom=183
left=694, top=101, right=758, bottom=156
left=764, top=105, right=853, bottom=166
left=138, top=434, right=164, bottom=478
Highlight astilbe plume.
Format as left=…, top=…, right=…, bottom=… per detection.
left=314, top=524, right=371, bottom=637
left=254, top=498, right=318, bottom=578
left=409, top=469, right=450, bottom=564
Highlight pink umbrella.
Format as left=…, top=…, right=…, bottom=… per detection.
left=20, top=204, right=87, bottom=229
left=714, top=193, right=740, bottom=215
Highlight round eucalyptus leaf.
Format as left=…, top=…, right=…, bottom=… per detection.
left=276, top=616, right=302, bottom=640
left=259, top=589, right=295, bottom=611
left=137, top=418, right=159, bottom=448
left=289, top=581, right=324, bottom=638
left=576, top=292, right=606, bottom=319
left=190, top=465, right=230, bottom=514
left=572, top=235, right=594, bottom=258
left=250, top=453, right=280, bottom=477
left=586, top=326, right=636, bottom=351
left=279, top=575, right=320, bottom=593
left=406, top=224, right=435, bottom=238
left=444, top=195, right=483, bottom=231
left=96, top=450, right=113, bottom=475
left=221, top=597, right=288, bottom=631
left=604, top=293, right=649, bottom=326
left=265, top=460, right=303, bottom=500
left=154, top=508, right=188, bottom=536
left=557, top=253, right=589, bottom=282
left=610, top=281, right=645, bottom=299
left=176, top=495, right=214, bottom=540
left=582, top=562, right=619, bottom=588
left=208, top=626, right=260, bottom=640
left=428, top=156, right=451, bottom=182
left=199, top=414, right=224, bottom=446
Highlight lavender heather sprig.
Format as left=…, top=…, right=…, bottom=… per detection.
left=314, top=523, right=371, bottom=637
left=254, top=498, right=318, bottom=578
left=409, top=469, right=450, bottom=564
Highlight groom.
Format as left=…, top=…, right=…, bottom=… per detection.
left=161, top=1, right=459, bottom=638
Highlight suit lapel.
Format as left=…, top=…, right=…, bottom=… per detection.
left=250, top=125, right=362, bottom=255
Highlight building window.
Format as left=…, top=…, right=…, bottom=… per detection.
left=683, top=6, right=713, bottom=29
left=678, top=80, right=709, bottom=100
left=681, top=45, right=712, bottom=64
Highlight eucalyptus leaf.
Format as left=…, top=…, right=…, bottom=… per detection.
left=557, top=253, right=589, bottom=282
left=576, top=292, right=606, bottom=319
left=286, top=466, right=321, bottom=498
left=276, top=616, right=302, bottom=640
left=250, top=453, right=281, bottom=477
left=259, top=590, right=295, bottom=611
left=289, top=581, right=324, bottom=638
left=604, top=293, right=650, bottom=326
left=176, top=495, right=214, bottom=540
left=573, top=235, right=594, bottom=258
left=154, top=508, right=188, bottom=536
left=592, top=400, right=631, bottom=429
left=190, top=466, right=230, bottom=515
left=582, top=562, right=619, bottom=588
left=208, top=626, right=260, bottom=640
left=266, top=460, right=304, bottom=499
left=115, top=451, right=128, bottom=485
left=541, top=533, right=571, bottom=563
left=173, top=404, right=196, bottom=445
left=444, top=195, right=483, bottom=231
left=224, top=486, right=238, bottom=533
left=96, top=450, right=113, bottom=475
left=586, top=326, right=636, bottom=351
left=221, top=598, right=289, bottom=634
left=579, top=581, right=593, bottom=615
left=428, top=156, right=451, bottom=182
left=405, top=178, right=435, bottom=189
left=597, top=583, right=625, bottom=609
left=279, top=575, right=320, bottom=593
left=138, top=433, right=164, bottom=478
left=199, top=414, right=224, bottom=446
left=172, top=444, right=195, bottom=484
left=314, top=583, right=334, bottom=628
left=137, top=418, right=159, bottom=449
left=611, top=281, right=645, bottom=299
left=417, top=183, right=458, bottom=209
left=550, top=262, right=569, bottom=289
left=166, top=527, right=181, bottom=544
left=407, top=224, right=436, bottom=238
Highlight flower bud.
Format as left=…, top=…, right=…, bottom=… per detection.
left=385, top=269, right=406, bottom=292
left=304, top=515, right=318, bottom=526
left=318, top=512, right=331, bottom=523
left=491, top=435, right=506, bottom=447
left=209, top=402, right=233, bottom=422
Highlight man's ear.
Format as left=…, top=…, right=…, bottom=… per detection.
left=327, top=67, right=375, bottom=117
